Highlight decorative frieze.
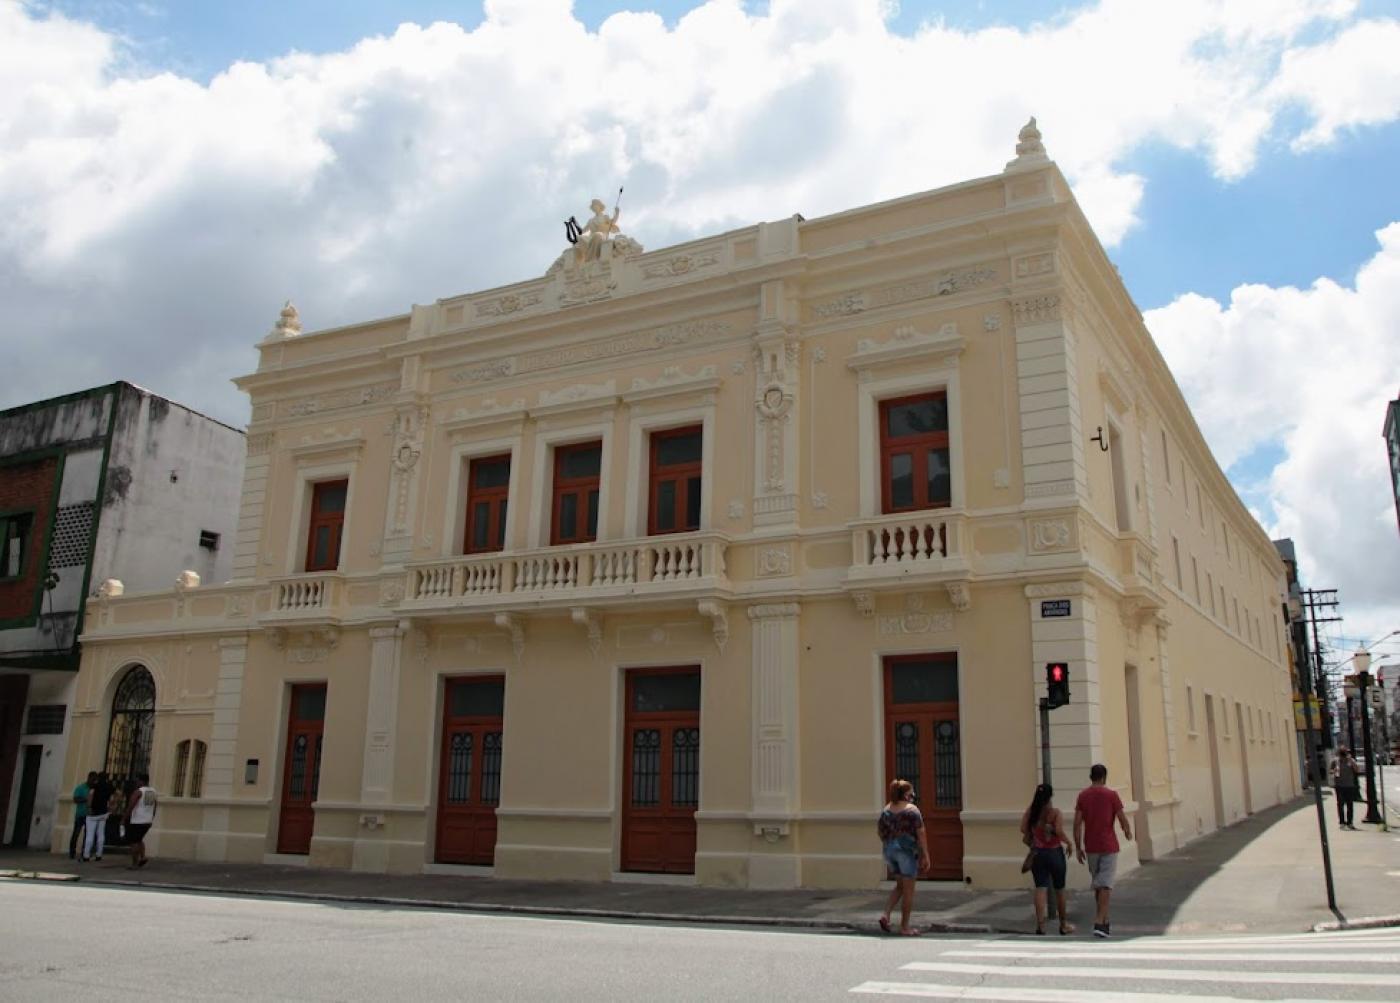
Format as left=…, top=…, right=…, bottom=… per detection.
left=879, top=610, right=954, bottom=635
left=1013, top=252, right=1055, bottom=279
left=283, top=382, right=396, bottom=419
left=1011, top=293, right=1063, bottom=326
left=642, top=250, right=720, bottom=279
left=246, top=432, right=275, bottom=456
left=449, top=320, right=732, bottom=386
left=475, top=290, right=542, bottom=318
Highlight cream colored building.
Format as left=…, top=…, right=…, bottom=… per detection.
left=57, top=122, right=1300, bottom=889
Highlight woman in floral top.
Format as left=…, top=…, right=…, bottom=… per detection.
left=877, top=778, right=930, bottom=935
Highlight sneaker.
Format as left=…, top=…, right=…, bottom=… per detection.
left=1093, top=923, right=1110, bottom=938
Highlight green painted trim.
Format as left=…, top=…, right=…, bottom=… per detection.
left=0, top=452, right=66, bottom=630
left=0, top=445, right=66, bottom=469
left=0, top=650, right=80, bottom=671
left=0, top=381, right=119, bottom=420
left=73, top=387, right=121, bottom=642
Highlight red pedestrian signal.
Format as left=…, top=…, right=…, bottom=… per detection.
left=1046, top=662, right=1070, bottom=708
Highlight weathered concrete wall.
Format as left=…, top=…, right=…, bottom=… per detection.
left=90, top=384, right=246, bottom=591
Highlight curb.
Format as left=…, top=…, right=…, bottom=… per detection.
left=1311, top=914, right=1400, bottom=932
left=4, top=872, right=857, bottom=932
left=0, top=870, right=1001, bottom=936
left=0, top=869, right=80, bottom=882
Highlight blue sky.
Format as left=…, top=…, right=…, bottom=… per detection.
left=6, top=0, right=1400, bottom=641
left=42, top=0, right=1400, bottom=307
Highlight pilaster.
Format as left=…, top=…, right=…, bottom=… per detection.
left=1013, top=290, right=1088, bottom=508
left=231, top=432, right=273, bottom=581
left=360, top=623, right=406, bottom=805
left=751, top=280, right=800, bottom=530
left=352, top=621, right=407, bottom=872
left=746, top=601, right=801, bottom=887
left=198, top=634, right=247, bottom=861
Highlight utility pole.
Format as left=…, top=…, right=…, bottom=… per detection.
left=1300, top=587, right=1341, bottom=912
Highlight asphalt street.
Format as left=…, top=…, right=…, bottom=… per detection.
left=4, top=881, right=1399, bottom=1002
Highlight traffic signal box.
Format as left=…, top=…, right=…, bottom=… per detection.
left=1046, top=662, right=1070, bottom=709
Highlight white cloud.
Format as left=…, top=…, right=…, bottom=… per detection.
left=1145, top=223, right=1400, bottom=644
left=0, top=0, right=1398, bottom=429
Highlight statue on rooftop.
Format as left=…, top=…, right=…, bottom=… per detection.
left=561, top=189, right=641, bottom=266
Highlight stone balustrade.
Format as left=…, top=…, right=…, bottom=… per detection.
left=405, top=532, right=729, bottom=607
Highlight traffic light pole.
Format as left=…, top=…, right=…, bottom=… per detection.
left=1301, top=588, right=1340, bottom=914
left=1039, top=698, right=1052, bottom=786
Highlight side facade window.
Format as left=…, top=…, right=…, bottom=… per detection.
left=0, top=511, right=34, bottom=579
left=879, top=392, right=951, bottom=514
left=305, top=479, right=348, bottom=572
left=648, top=425, right=702, bottom=535
left=464, top=454, right=511, bottom=553
left=172, top=740, right=190, bottom=797
left=551, top=441, right=602, bottom=545
left=189, top=740, right=206, bottom=798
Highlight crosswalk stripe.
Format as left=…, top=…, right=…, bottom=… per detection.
left=944, top=949, right=1400, bottom=963
left=851, top=981, right=1343, bottom=1002
left=955, top=932, right=1400, bottom=951
left=900, top=961, right=1400, bottom=987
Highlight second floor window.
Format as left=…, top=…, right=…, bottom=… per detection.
left=551, top=441, right=601, bottom=545
left=464, top=454, right=511, bottom=553
left=0, top=512, right=32, bottom=579
left=305, top=479, right=348, bottom=572
left=879, top=392, right=951, bottom=513
left=648, top=425, right=702, bottom=535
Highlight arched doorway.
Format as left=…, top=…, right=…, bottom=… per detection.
left=103, top=666, right=155, bottom=842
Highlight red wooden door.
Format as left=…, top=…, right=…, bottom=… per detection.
left=277, top=684, right=326, bottom=855
left=884, top=654, right=963, bottom=880
left=436, top=676, right=505, bottom=865
left=622, top=667, right=700, bottom=874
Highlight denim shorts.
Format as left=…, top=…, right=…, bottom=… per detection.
left=1030, top=846, right=1066, bottom=890
left=883, top=841, right=920, bottom=878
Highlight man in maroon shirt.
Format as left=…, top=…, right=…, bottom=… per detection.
left=1074, top=763, right=1132, bottom=938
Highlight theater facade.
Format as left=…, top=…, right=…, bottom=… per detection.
left=58, top=122, right=1300, bottom=888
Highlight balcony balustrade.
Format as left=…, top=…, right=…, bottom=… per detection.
left=845, top=510, right=968, bottom=585
left=404, top=532, right=729, bottom=610
left=264, top=573, right=345, bottom=622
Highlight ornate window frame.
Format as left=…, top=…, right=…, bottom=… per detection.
left=854, top=361, right=965, bottom=519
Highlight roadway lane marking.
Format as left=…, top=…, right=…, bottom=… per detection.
left=900, top=961, right=1400, bottom=986
left=852, top=982, right=1342, bottom=1001
left=944, top=949, right=1400, bottom=963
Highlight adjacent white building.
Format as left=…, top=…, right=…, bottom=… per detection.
left=0, top=382, right=244, bottom=848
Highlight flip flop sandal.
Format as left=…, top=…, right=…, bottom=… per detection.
left=878, top=917, right=892, bottom=934
left=899, top=928, right=923, bottom=936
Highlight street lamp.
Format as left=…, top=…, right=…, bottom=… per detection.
left=1351, top=649, right=1384, bottom=825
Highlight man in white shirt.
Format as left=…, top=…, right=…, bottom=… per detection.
left=124, top=773, right=158, bottom=869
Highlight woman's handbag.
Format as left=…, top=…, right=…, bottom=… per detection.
left=1020, top=828, right=1035, bottom=873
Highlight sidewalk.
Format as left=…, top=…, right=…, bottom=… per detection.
left=3, top=794, right=1396, bottom=937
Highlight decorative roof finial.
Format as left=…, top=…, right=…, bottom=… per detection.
left=272, top=299, right=301, bottom=338
left=1005, top=116, right=1050, bottom=172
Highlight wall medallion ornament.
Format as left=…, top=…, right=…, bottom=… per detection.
left=1030, top=518, right=1072, bottom=552
left=757, top=547, right=792, bottom=577
left=757, top=383, right=791, bottom=419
